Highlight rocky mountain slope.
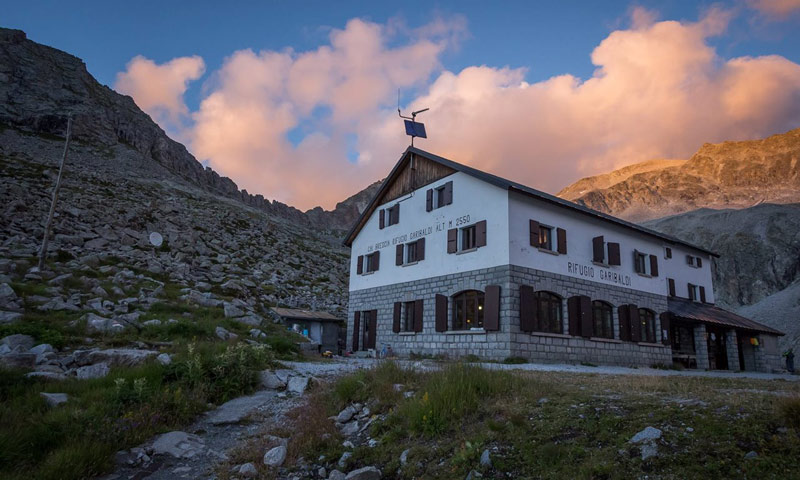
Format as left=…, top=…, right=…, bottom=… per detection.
left=0, top=27, right=366, bottom=231
left=557, top=158, right=686, bottom=201
left=558, top=128, right=800, bottom=222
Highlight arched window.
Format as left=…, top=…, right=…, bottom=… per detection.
left=534, top=291, right=562, bottom=334
left=592, top=301, right=614, bottom=339
left=452, top=290, right=485, bottom=330
left=638, top=308, right=656, bottom=343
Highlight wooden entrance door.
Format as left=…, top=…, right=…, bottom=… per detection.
left=707, top=328, right=728, bottom=370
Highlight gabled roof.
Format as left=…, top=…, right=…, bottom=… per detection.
left=668, top=297, right=783, bottom=336
left=344, top=147, right=718, bottom=257
left=271, top=307, right=342, bottom=322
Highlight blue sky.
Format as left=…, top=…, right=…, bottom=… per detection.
left=3, top=1, right=800, bottom=210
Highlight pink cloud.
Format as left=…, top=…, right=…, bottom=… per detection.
left=748, top=0, right=800, bottom=17
left=117, top=10, right=800, bottom=212
left=115, top=55, right=205, bottom=129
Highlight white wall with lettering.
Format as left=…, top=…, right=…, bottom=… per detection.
left=349, top=171, right=510, bottom=292
left=508, top=191, right=715, bottom=301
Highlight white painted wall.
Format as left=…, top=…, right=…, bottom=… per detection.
left=349, top=171, right=510, bottom=291
left=508, top=191, right=714, bottom=300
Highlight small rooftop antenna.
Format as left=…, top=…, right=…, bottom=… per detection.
left=398, top=89, right=428, bottom=148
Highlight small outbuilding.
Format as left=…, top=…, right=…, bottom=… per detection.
left=270, top=308, right=344, bottom=354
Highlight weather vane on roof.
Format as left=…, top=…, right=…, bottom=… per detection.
left=398, top=90, right=428, bottom=147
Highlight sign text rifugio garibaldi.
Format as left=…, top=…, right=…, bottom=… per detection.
left=567, top=261, right=632, bottom=287
left=366, top=214, right=466, bottom=252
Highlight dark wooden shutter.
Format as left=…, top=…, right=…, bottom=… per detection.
left=476, top=220, right=487, bottom=247
left=396, top=244, right=404, bottom=266
left=568, top=296, right=581, bottom=336
left=394, top=204, right=400, bottom=224
left=414, top=299, right=424, bottom=332
left=519, top=285, right=536, bottom=332
left=484, top=285, right=500, bottom=331
left=447, top=228, right=458, bottom=253
left=649, top=255, right=659, bottom=277
left=557, top=228, right=567, bottom=254
left=608, top=242, right=621, bottom=266
left=686, top=255, right=693, bottom=265
left=629, top=306, right=641, bottom=342
left=426, top=189, right=433, bottom=212
left=593, top=236, right=605, bottom=263
left=373, top=250, right=380, bottom=271
left=579, top=295, right=592, bottom=338
left=444, top=181, right=453, bottom=205
left=697, top=257, right=702, bottom=268
left=668, top=278, right=676, bottom=297
left=618, top=305, right=631, bottom=341
left=659, top=312, right=671, bottom=345
left=665, top=247, right=672, bottom=259
left=699, top=286, right=706, bottom=303
left=529, top=220, right=540, bottom=247
left=417, top=238, right=425, bottom=260
left=352, top=311, right=360, bottom=351
left=688, top=283, right=695, bottom=301
left=368, top=310, right=378, bottom=349
left=379, top=209, right=385, bottom=229
left=357, top=255, right=363, bottom=275
left=393, top=302, right=401, bottom=333
left=435, top=294, right=448, bottom=332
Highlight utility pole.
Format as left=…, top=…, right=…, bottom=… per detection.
left=37, top=116, right=72, bottom=271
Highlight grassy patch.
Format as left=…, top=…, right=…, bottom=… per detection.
left=0, top=342, right=276, bottom=480
left=290, top=364, right=800, bottom=479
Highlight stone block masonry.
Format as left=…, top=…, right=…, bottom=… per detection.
left=347, top=264, right=672, bottom=367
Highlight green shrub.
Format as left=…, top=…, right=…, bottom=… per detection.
left=266, top=336, right=299, bottom=357
left=503, top=356, right=527, bottom=364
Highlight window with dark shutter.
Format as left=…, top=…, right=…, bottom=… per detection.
left=519, top=285, right=536, bottom=332
left=539, top=225, right=553, bottom=250
left=452, top=290, right=485, bottom=330
left=426, top=189, right=433, bottom=212
left=444, top=181, right=453, bottom=206
left=484, top=285, right=501, bottom=331
left=579, top=295, right=592, bottom=338
left=406, top=241, right=417, bottom=263
left=659, top=312, right=671, bottom=345
left=461, top=225, right=476, bottom=250
left=608, top=242, right=621, bottom=266
left=529, top=220, right=540, bottom=247
left=686, top=255, right=694, bottom=266
left=386, top=204, right=400, bottom=226
left=447, top=228, right=458, bottom=253
left=668, top=278, right=676, bottom=297
left=393, top=302, right=401, bottom=333
left=534, top=291, right=562, bottom=334
left=649, top=255, right=659, bottom=277
left=567, top=296, right=581, bottom=336
left=367, top=310, right=377, bottom=349
left=697, top=257, right=702, bottom=268
left=402, top=301, right=415, bottom=332
left=476, top=220, right=487, bottom=247
left=592, top=301, right=614, bottom=339
left=638, top=308, right=656, bottom=343
left=593, top=236, right=605, bottom=263
left=365, top=251, right=380, bottom=272
left=665, top=247, right=672, bottom=259
left=352, top=311, right=361, bottom=351
left=417, top=237, right=425, bottom=261
left=629, top=306, right=641, bottom=342
left=699, top=286, right=706, bottom=303
left=618, top=305, right=631, bottom=341
left=634, top=250, right=647, bottom=274
left=688, top=283, right=696, bottom=301
left=357, top=255, right=363, bottom=275
left=414, top=299, right=424, bottom=332
left=557, top=228, right=567, bottom=254
left=435, top=294, right=448, bottom=332
left=396, top=244, right=404, bottom=266
left=379, top=209, right=385, bottom=229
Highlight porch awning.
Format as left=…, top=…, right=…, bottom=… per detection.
left=667, top=297, right=784, bottom=336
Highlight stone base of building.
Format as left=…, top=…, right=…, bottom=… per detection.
left=347, top=265, right=673, bottom=368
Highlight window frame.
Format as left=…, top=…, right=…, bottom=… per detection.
left=436, top=185, right=446, bottom=209
left=403, top=301, right=416, bottom=332
left=461, top=225, right=477, bottom=251
left=638, top=308, right=657, bottom=343
left=365, top=252, right=378, bottom=273
left=534, top=291, right=563, bottom=334
left=538, top=225, right=553, bottom=251
left=361, top=310, right=372, bottom=349
left=592, top=300, right=614, bottom=339
left=634, top=251, right=649, bottom=275
left=406, top=242, right=418, bottom=263
left=452, top=290, right=485, bottom=331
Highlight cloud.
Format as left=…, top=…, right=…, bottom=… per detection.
left=747, top=0, right=800, bottom=18
left=115, top=55, right=205, bottom=130
left=117, top=10, right=800, bottom=212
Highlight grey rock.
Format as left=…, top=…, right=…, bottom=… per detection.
left=25, top=371, right=68, bottom=381
left=260, top=371, right=286, bottom=390
left=223, top=302, right=245, bottom=318
left=337, top=451, right=352, bottom=468
left=345, top=466, right=382, bottom=480
left=40, top=392, right=68, bottom=407
left=465, top=470, right=483, bottom=480
left=630, top=426, right=662, bottom=443
left=263, top=445, right=287, bottom=467
left=745, top=450, right=758, bottom=459
left=75, top=362, right=110, bottom=379
left=318, top=467, right=327, bottom=478
left=0, top=353, right=36, bottom=369
left=1, top=333, right=35, bottom=351
left=400, top=448, right=410, bottom=466
left=329, top=470, right=346, bottom=480
left=250, top=328, right=266, bottom=339
left=640, top=442, right=659, bottom=460
left=237, top=314, right=263, bottom=327
left=215, top=326, right=238, bottom=341
left=157, top=353, right=172, bottom=365
left=87, top=348, right=157, bottom=367
left=287, top=375, right=310, bottom=394
left=206, top=390, right=273, bottom=425
left=336, top=405, right=358, bottom=423
left=142, top=319, right=162, bottom=327
left=0, top=283, right=17, bottom=301
left=151, top=431, right=205, bottom=459
left=0, top=311, right=22, bottom=324
left=480, top=449, right=492, bottom=467
left=238, top=462, right=258, bottom=477
left=340, top=420, right=359, bottom=436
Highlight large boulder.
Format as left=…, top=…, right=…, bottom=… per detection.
left=286, top=375, right=310, bottom=394
left=1, top=333, right=35, bottom=351
left=86, top=348, right=158, bottom=367
left=75, top=362, right=110, bottom=379
left=263, top=445, right=287, bottom=467
left=151, top=431, right=205, bottom=459
left=345, top=466, right=382, bottom=480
